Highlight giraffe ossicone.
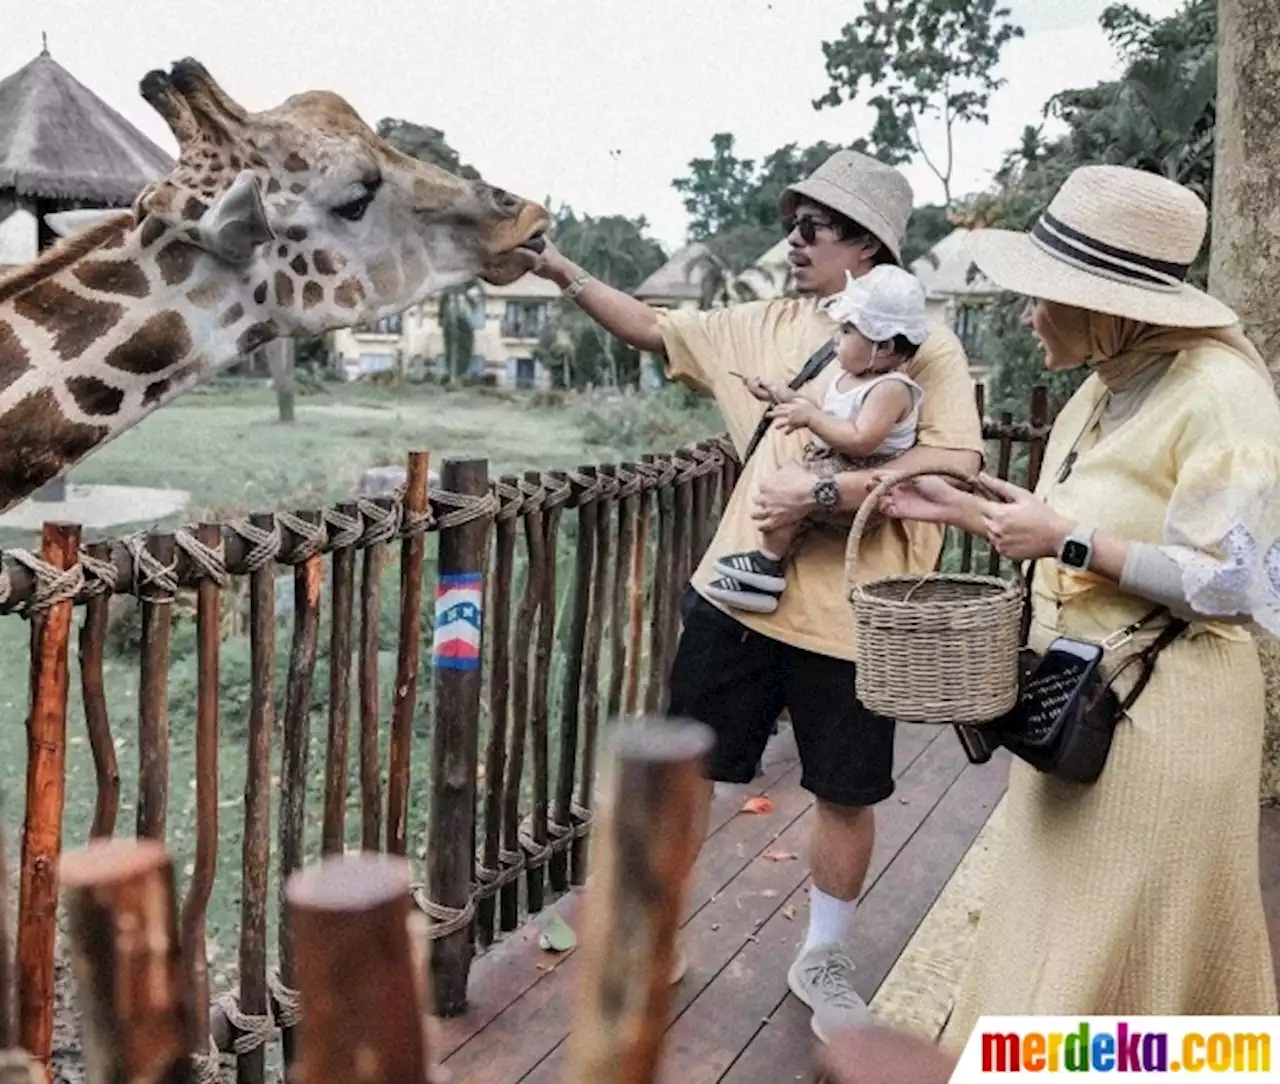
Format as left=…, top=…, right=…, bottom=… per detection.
left=0, top=57, right=550, bottom=514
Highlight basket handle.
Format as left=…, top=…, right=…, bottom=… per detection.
left=846, top=466, right=1013, bottom=582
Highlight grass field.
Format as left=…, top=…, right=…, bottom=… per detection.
left=0, top=377, right=723, bottom=1024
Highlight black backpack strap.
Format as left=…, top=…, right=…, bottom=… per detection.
left=739, top=339, right=837, bottom=468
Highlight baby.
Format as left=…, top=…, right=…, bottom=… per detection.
left=705, top=264, right=929, bottom=614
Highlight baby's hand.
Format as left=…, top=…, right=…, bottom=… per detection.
left=770, top=400, right=815, bottom=433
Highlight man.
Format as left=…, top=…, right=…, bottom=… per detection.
left=529, top=150, right=983, bottom=1041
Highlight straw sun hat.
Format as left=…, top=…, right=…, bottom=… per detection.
left=965, top=164, right=1237, bottom=328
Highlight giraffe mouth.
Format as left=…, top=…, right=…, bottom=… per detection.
left=519, top=232, right=546, bottom=254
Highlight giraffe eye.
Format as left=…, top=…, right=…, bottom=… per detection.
left=332, top=177, right=382, bottom=222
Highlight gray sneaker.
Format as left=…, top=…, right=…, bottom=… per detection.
left=787, top=943, right=870, bottom=1042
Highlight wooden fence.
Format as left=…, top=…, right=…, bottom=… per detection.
left=0, top=383, right=1050, bottom=1082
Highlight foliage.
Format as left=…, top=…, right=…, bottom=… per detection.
left=533, top=204, right=667, bottom=388
left=671, top=134, right=847, bottom=265
left=375, top=118, right=481, bottom=180
left=814, top=0, right=1024, bottom=206
left=571, top=382, right=722, bottom=455
left=960, top=0, right=1217, bottom=407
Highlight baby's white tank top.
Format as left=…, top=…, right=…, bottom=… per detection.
left=810, top=371, right=923, bottom=455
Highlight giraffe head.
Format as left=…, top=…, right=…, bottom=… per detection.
left=132, top=58, right=549, bottom=344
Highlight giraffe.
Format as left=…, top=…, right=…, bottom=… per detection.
left=0, top=57, right=550, bottom=515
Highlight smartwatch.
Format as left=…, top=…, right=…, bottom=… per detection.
left=1057, top=525, right=1095, bottom=570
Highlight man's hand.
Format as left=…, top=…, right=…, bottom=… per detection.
left=525, top=237, right=579, bottom=289
left=770, top=399, right=817, bottom=433
left=972, top=472, right=1072, bottom=561
left=816, top=1024, right=958, bottom=1084
left=750, top=463, right=822, bottom=531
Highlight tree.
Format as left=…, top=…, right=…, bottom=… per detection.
left=813, top=0, right=1024, bottom=207
left=533, top=205, right=667, bottom=387
left=375, top=119, right=481, bottom=180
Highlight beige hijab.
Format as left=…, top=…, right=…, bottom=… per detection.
left=1039, top=301, right=1275, bottom=392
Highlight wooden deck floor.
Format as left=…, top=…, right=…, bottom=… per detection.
left=435, top=729, right=1280, bottom=1084
left=435, top=722, right=1009, bottom=1083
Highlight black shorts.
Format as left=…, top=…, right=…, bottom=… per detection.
left=666, top=587, right=896, bottom=806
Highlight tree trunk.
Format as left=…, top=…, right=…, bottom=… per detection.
left=261, top=338, right=297, bottom=423
left=1209, top=0, right=1280, bottom=804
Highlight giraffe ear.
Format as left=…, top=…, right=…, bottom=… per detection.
left=196, top=170, right=274, bottom=266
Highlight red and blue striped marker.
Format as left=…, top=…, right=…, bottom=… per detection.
left=433, top=572, right=483, bottom=671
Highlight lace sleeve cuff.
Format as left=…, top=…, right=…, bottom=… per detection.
left=1120, top=542, right=1252, bottom=624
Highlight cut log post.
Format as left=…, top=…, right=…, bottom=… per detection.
left=17, top=521, right=80, bottom=1066
left=285, top=854, right=429, bottom=1084
left=563, top=717, right=714, bottom=1084
left=60, top=838, right=196, bottom=1084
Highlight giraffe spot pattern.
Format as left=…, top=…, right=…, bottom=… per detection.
left=275, top=271, right=295, bottom=307
left=182, top=196, right=206, bottom=222
left=139, top=216, right=169, bottom=248
left=72, top=259, right=151, bottom=299
left=284, top=226, right=308, bottom=243
left=253, top=281, right=268, bottom=305
left=289, top=182, right=307, bottom=196
left=145, top=360, right=199, bottom=408
left=237, top=321, right=278, bottom=354
left=13, top=281, right=123, bottom=361
left=186, top=279, right=226, bottom=309
left=266, top=178, right=282, bottom=195
left=156, top=242, right=201, bottom=287
left=277, top=245, right=290, bottom=259
left=0, top=320, right=31, bottom=393
left=103, top=311, right=192, bottom=375
left=0, top=388, right=108, bottom=504
left=290, top=254, right=308, bottom=277
left=283, top=153, right=309, bottom=172
left=367, top=253, right=401, bottom=298
left=302, top=281, right=324, bottom=309
left=66, top=375, right=125, bottom=417
left=312, top=249, right=339, bottom=276
left=219, top=303, right=245, bottom=328
left=143, top=378, right=172, bottom=407
left=333, top=278, right=365, bottom=309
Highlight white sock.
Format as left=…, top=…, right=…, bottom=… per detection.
left=802, top=885, right=856, bottom=955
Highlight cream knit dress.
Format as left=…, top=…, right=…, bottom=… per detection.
left=941, top=344, right=1280, bottom=1052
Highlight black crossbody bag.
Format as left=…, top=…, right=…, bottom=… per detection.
left=956, top=565, right=1188, bottom=784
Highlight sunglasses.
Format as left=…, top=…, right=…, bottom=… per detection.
left=784, top=216, right=837, bottom=245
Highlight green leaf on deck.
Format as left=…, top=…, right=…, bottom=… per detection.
left=538, top=913, right=577, bottom=953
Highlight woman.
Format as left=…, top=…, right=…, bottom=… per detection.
left=873, top=164, right=1280, bottom=1057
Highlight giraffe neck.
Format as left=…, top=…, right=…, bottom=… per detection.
left=0, top=215, right=279, bottom=513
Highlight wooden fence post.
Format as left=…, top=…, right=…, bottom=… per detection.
left=427, top=457, right=491, bottom=1015
left=60, top=838, right=196, bottom=1084
left=286, top=854, right=429, bottom=1084
left=78, top=538, right=118, bottom=841
left=564, top=717, right=714, bottom=1084
left=387, top=451, right=431, bottom=857
left=17, top=521, right=79, bottom=1067
left=136, top=531, right=176, bottom=842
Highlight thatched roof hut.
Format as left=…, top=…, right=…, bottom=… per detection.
left=0, top=47, right=172, bottom=209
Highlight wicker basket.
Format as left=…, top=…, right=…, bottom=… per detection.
left=846, top=467, right=1024, bottom=725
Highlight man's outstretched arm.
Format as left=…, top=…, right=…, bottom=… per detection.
left=750, top=443, right=982, bottom=532
left=531, top=240, right=665, bottom=355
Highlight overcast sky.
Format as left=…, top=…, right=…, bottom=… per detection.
left=4, top=0, right=1185, bottom=253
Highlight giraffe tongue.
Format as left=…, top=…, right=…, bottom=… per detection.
left=520, top=233, right=546, bottom=254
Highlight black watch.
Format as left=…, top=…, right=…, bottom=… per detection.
left=813, top=478, right=839, bottom=510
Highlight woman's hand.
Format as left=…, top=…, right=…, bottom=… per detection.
left=877, top=475, right=967, bottom=525
left=770, top=399, right=817, bottom=433
left=972, top=473, right=1073, bottom=561
left=742, top=375, right=787, bottom=403
left=816, top=1024, right=958, bottom=1084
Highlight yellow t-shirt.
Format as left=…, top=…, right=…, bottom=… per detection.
left=656, top=296, right=983, bottom=661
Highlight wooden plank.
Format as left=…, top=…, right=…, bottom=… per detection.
left=716, top=754, right=1010, bottom=1084
left=501, top=727, right=962, bottom=1084
left=1261, top=805, right=1280, bottom=988
left=441, top=724, right=946, bottom=1080
left=434, top=729, right=805, bottom=1058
